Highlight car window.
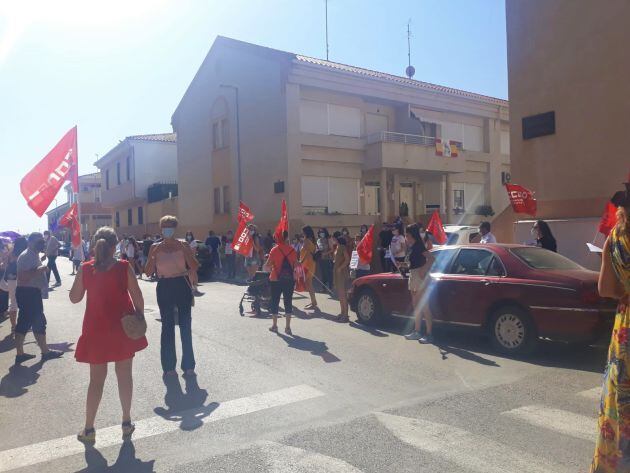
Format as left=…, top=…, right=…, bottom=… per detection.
left=510, top=247, right=584, bottom=270
left=430, top=249, right=457, bottom=273
left=449, top=249, right=495, bottom=276
left=468, top=232, right=480, bottom=243
left=445, top=233, right=459, bottom=245
left=486, top=257, right=506, bottom=277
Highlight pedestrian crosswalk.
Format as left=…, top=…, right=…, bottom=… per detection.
left=502, top=404, right=595, bottom=441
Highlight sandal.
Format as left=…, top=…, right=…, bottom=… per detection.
left=285, top=327, right=292, bottom=335
left=269, top=326, right=278, bottom=333
left=77, top=428, right=96, bottom=444
left=122, top=421, right=135, bottom=439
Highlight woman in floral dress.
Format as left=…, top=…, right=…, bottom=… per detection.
left=592, top=179, right=630, bottom=472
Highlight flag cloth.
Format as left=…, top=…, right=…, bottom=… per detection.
left=274, top=199, right=288, bottom=242
left=58, top=203, right=81, bottom=247
left=599, top=201, right=618, bottom=237
left=356, top=225, right=374, bottom=263
left=435, top=139, right=458, bottom=158
left=505, top=183, right=537, bottom=217
left=238, top=201, right=254, bottom=223
left=20, top=126, right=78, bottom=217
left=427, top=210, right=447, bottom=245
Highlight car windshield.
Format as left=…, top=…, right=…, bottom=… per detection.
left=510, top=247, right=584, bottom=270
left=445, top=233, right=459, bottom=245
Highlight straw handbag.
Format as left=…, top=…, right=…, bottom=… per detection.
left=121, top=311, right=147, bottom=340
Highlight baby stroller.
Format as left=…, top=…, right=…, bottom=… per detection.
left=239, top=271, right=271, bottom=316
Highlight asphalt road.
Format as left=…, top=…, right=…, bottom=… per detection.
left=0, top=258, right=607, bottom=472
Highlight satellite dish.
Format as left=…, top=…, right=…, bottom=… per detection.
left=406, top=65, right=415, bottom=79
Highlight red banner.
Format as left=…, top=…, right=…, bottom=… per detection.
left=20, top=126, right=78, bottom=217
left=427, top=210, right=447, bottom=245
left=59, top=203, right=81, bottom=247
left=273, top=199, right=288, bottom=243
left=505, top=183, right=537, bottom=217
left=356, top=225, right=374, bottom=263
left=599, top=202, right=618, bottom=237
left=238, top=201, right=254, bottom=223
left=232, top=201, right=255, bottom=256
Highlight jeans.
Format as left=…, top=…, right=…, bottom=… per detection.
left=319, top=259, right=333, bottom=291
left=46, top=256, right=61, bottom=284
left=269, top=279, right=295, bottom=315
left=157, top=277, right=195, bottom=372
left=225, top=254, right=236, bottom=278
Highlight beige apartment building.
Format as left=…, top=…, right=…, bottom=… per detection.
left=172, top=37, right=510, bottom=237
left=504, top=0, right=630, bottom=269
left=95, top=133, right=178, bottom=237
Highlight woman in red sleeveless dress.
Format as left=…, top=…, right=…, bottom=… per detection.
left=70, top=227, right=147, bottom=444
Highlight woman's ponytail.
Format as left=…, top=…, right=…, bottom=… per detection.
left=91, top=226, right=118, bottom=271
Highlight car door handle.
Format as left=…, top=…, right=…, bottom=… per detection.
left=382, top=283, right=387, bottom=288
left=481, top=279, right=493, bottom=286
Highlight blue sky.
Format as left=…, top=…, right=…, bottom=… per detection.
left=0, top=0, right=507, bottom=232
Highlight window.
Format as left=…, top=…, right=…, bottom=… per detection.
left=449, top=249, right=495, bottom=276
left=510, top=247, right=583, bottom=270
left=464, top=124, right=484, bottom=152
left=213, top=119, right=229, bottom=150
left=222, top=186, right=230, bottom=214
left=465, top=183, right=485, bottom=210
left=214, top=187, right=221, bottom=214
left=299, top=100, right=328, bottom=135
left=105, top=170, right=110, bottom=190
left=115, top=211, right=120, bottom=228
left=137, top=206, right=143, bottom=225
left=430, top=249, right=457, bottom=273
left=420, top=121, right=438, bottom=138
left=453, top=189, right=465, bottom=212
left=221, top=118, right=229, bottom=147
left=94, top=187, right=101, bottom=203
left=126, top=156, right=131, bottom=181
left=500, top=130, right=510, bottom=155
left=486, top=257, right=506, bottom=277
left=299, top=100, right=361, bottom=137
left=116, top=162, right=121, bottom=185
left=127, top=208, right=132, bottom=226
left=301, top=176, right=359, bottom=215
left=212, top=122, right=220, bottom=149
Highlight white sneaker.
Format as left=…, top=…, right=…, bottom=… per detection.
left=404, top=331, right=422, bottom=340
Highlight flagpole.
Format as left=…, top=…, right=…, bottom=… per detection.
left=74, top=125, right=82, bottom=244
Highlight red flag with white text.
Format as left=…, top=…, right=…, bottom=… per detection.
left=238, top=201, right=254, bottom=223
left=598, top=202, right=618, bottom=236
left=273, top=199, right=288, bottom=242
left=232, top=201, right=255, bottom=256
left=20, top=126, right=78, bottom=217
left=356, top=225, right=374, bottom=263
left=59, top=203, right=81, bottom=247
left=505, top=183, right=537, bottom=217
left=427, top=210, right=447, bottom=245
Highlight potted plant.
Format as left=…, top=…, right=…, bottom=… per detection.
left=474, top=205, right=495, bottom=217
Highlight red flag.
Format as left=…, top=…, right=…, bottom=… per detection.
left=599, top=202, right=618, bottom=236
left=505, top=183, right=537, bottom=217
left=238, top=201, right=254, bottom=223
left=273, top=199, right=288, bottom=242
left=20, top=126, right=78, bottom=217
left=232, top=219, right=253, bottom=256
left=356, top=225, right=374, bottom=263
left=59, top=203, right=81, bottom=247
left=427, top=210, right=447, bottom=245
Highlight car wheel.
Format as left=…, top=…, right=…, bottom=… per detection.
left=489, top=306, right=537, bottom=355
left=356, top=290, right=383, bottom=325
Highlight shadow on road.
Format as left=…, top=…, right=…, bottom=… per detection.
left=349, top=321, right=389, bottom=337
left=435, top=341, right=500, bottom=367
left=76, top=440, right=155, bottom=472
left=153, top=375, right=218, bottom=431
left=0, top=361, right=43, bottom=398
left=276, top=332, right=341, bottom=363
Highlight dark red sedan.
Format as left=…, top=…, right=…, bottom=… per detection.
left=348, top=244, right=616, bottom=354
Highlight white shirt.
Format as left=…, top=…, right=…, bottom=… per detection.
left=480, top=232, right=497, bottom=244
left=126, top=243, right=135, bottom=258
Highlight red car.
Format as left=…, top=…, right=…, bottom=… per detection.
left=348, top=244, right=616, bottom=354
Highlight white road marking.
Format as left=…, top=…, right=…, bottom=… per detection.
left=502, top=405, right=595, bottom=442
left=375, top=412, right=566, bottom=473
left=0, top=384, right=324, bottom=472
left=258, top=441, right=364, bottom=473
left=578, top=387, right=602, bottom=401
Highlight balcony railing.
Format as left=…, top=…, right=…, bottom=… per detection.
left=367, top=131, right=436, bottom=146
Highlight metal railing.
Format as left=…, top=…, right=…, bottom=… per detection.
left=367, top=131, right=437, bottom=146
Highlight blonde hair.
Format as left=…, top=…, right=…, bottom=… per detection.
left=159, top=215, right=178, bottom=228
left=92, top=226, right=118, bottom=271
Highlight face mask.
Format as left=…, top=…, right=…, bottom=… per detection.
left=343, top=231, right=349, bottom=236
left=420, top=232, right=426, bottom=238
left=186, top=236, right=192, bottom=241
left=319, top=233, right=325, bottom=238
left=162, top=228, right=175, bottom=238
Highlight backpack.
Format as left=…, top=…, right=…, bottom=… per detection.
left=278, top=248, right=295, bottom=282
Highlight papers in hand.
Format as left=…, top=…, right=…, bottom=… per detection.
left=586, top=243, right=603, bottom=254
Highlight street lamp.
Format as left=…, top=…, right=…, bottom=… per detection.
left=219, top=84, right=242, bottom=202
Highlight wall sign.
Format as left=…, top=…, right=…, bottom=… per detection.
left=522, top=111, right=555, bottom=140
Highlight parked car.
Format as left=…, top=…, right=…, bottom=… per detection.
left=194, top=241, right=213, bottom=279
left=442, top=225, right=480, bottom=246
left=349, top=244, right=616, bottom=354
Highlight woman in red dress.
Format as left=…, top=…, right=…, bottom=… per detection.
left=69, top=226, right=147, bottom=443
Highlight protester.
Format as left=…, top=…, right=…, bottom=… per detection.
left=332, top=231, right=351, bottom=323
left=389, top=222, right=407, bottom=269
left=70, top=226, right=147, bottom=444
left=140, top=235, right=154, bottom=280
left=223, top=230, right=236, bottom=279
left=244, top=224, right=264, bottom=280
left=185, top=232, right=198, bottom=251
left=299, top=226, right=318, bottom=310
left=264, top=231, right=297, bottom=334
left=359, top=224, right=369, bottom=240
left=2, top=237, right=27, bottom=338
left=378, top=225, right=394, bottom=272
left=0, top=242, right=8, bottom=319
left=42, top=230, right=61, bottom=286
left=404, top=223, right=435, bottom=344
left=533, top=220, right=557, bottom=252
left=591, top=180, right=630, bottom=471
left=262, top=230, right=274, bottom=255
left=205, top=231, right=222, bottom=278
left=355, top=234, right=371, bottom=278
left=14, top=232, right=63, bottom=364
left=317, top=228, right=334, bottom=292
left=70, top=237, right=86, bottom=276
left=479, top=221, right=497, bottom=244
left=418, top=222, right=434, bottom=250
left=145, top=216, right=199, bottom=376
left=341, top=227, right=354, bottom=257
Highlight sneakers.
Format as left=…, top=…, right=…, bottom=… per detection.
left=42, top=350, right=63, bottom=361
left=419, top=334, right=434, bottom=344
left=15, top=353, right=36, bottom=364
left=404, top=331, right=422, bottom=340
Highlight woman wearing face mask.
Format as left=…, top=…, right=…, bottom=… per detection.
left=224, top=230, right=236, bottom=279
left=317, top=228, right=333, bottom=292
left=299, top=226, right=318, bottom=310
left=244, top=224, right=263, bottom=281
left=145, top=216, right=200, bottom=377
left=532, top=220, right=557, bottom=252
left=332, top=231, right=351, bottom=322
left=389, top=223, right=407, bottom=270
left=185, top=232, right=198, bottom=251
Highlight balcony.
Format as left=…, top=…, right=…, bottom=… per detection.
left=365, top=132, right=466, bottom=173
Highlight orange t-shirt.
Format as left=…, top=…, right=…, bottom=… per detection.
left=267, top=243, right=298, bottom=281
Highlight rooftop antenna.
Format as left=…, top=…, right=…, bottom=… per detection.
left=406, top=19, right=415, bottom=79
left=325, top=0, right=329, bottom=60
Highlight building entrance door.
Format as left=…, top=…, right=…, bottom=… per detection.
left=364, top=185, right=380, bottom=216
left=399, top=184, right=414, bottom=218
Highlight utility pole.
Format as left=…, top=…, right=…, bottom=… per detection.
left=405, top=20, right=415, bottom=79
left=325, top=0, right=329, bottom=60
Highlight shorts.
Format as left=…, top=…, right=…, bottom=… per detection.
left=7, top=279, right=17, bottom=312
left=408, top=267, right=424, bottom=293
left=15, top=286, right=47, bottom=335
